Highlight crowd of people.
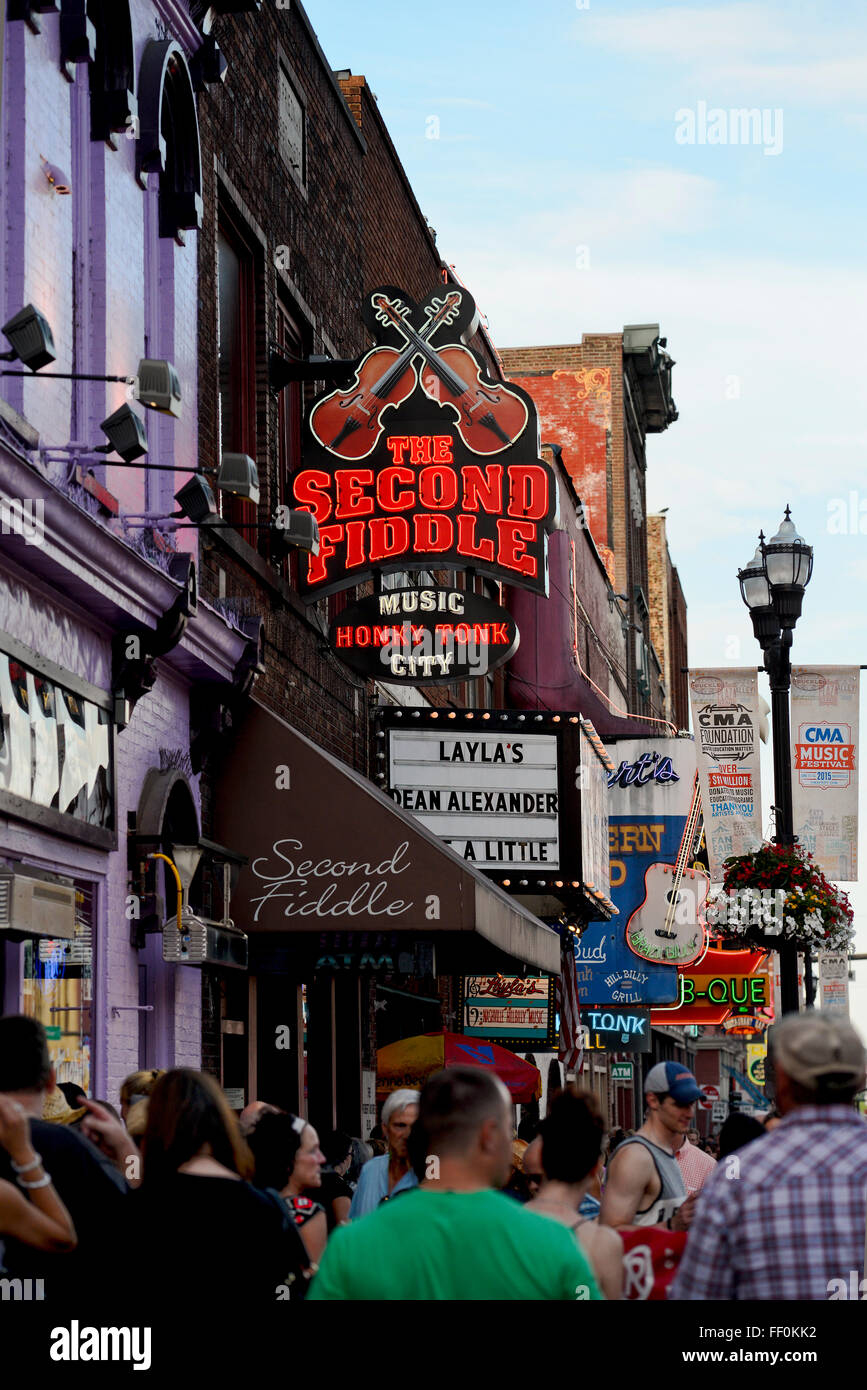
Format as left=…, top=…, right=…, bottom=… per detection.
left=0, top=1009, right=866, bottom=1303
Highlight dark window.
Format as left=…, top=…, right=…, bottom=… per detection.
left=217, top=211, right=257, bottom=532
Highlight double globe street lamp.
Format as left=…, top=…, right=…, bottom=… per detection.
left=738, top=507, right=814, bottom=1014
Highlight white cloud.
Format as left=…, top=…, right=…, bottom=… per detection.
left=575, top=5, right=867, bottom=107
left=576, top=4, right=794, bottom=61
left=715, top=57, right=867, bottom=103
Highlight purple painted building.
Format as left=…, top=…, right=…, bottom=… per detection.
left=0, top=2, right=253, bottom=1102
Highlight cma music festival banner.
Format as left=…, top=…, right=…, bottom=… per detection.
left=574, top=738, right=697, bottom=1007
left=791, top=666, right=859, bottom=882
left=689, top=669, right=764, bottom=882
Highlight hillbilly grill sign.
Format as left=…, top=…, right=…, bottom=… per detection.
left=330, top=586, right=519, bottom=683
left=292, top=286, right=557, bottom=602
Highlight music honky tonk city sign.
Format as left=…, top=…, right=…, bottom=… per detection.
left=291, top=285, right=558, bottom=600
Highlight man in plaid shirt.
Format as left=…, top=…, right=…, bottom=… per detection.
left=672, top=1012, right=867, bottom=1300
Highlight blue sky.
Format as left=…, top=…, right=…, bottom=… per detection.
left=308, top=0, right=867, bottom=1027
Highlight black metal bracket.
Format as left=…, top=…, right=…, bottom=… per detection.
left=8, top=0, right=59, bottom=35
left=113, top=555, right=198, bottom=727
left=268, top=347, right=357, bottom=393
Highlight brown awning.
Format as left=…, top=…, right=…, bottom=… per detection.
left=213, top=698, right=560, bottom=974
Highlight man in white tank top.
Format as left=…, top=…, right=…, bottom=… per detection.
left=599, top=1063, right=701, bottom=1231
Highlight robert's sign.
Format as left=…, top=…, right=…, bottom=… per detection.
left=292, top=286, right=557, bottom=599
left=330, top=586, right=519, bottom=683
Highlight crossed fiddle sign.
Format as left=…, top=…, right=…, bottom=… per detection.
left=309, top=291, right=529, bottom=460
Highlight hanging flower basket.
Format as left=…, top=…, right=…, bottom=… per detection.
left=706, top=843, right=854, bottom=953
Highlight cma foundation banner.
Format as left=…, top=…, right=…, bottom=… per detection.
left=818, top=950, right=850, bottom=1016
left=791, top=666, right=859, bottom=882
left=689, top=669, right=763, bottom=882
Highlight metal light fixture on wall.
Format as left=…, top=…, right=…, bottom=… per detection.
left=40, top=155, right=71, bottom=195
left=217, top=453, right=259, bottom=505
left=134, top=359, right=182, bottom=419
left=100, top=405, right=149, bottom=462
left=0, top=304, right=57, bottom=370
left=272, top=508, right=320, bottom=556
left=175, top=476, right=220, bottom=525
left=0, top=306, right=181, bottom=419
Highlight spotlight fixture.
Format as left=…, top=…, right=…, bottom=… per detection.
left=175, top=476, right=220, bottom=525
left=270, top=508, right=319, bottom=556
left=217, top=453, right=259, bottom=505
left=0, top=304, right=56, bottom=371
left=40, top=155, right=71, bottom=195
left=134, top=359, right=182, bottom=419
left=100, top=405, right=148, bottom=462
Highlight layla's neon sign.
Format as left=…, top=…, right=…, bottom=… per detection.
left=292, top=286, right=557, bottom=600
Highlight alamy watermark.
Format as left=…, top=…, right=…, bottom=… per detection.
left=675, top=102, right=783, bottom=157
left=0, top=497, right=44, bottom=547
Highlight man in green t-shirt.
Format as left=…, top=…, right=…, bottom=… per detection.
left=309, top=1067, right=602, bottom=1301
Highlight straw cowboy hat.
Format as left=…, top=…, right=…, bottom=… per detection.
left=42, top=1086, right=86, bottom=1125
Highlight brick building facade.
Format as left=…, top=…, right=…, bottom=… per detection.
left=500, top=327, right=680, bottom=724
left=647, top=512, right=689, bottom=730
left=189, top=4, right=554, bottom=1130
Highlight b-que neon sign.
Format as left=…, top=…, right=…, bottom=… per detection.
left=292, top=286, right=558, bottom=600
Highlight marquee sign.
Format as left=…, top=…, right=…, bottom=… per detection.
left=292, top=286, right=557, bottom=600
left=329, top=586, right=519, bottom=683
left=380, top=707, right=615, bottom=913
left=388, top=726, right=561, bottom=868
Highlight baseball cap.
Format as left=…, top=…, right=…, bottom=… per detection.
left=644, top=1061, right=701, bottom=1105
left=770, top=1012, right=866, bottom=1091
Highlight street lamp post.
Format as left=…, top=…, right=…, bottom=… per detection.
left=738, top=507, right=814, bottom=1015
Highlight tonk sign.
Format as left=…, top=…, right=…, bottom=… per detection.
left=292, top=286, right=557, bottom=600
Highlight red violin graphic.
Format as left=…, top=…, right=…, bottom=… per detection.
left=372, top=294, right=528, bottom=456
left=309, top=293, right=463, bottom=460
left=309, top=292, right=529, bottom=459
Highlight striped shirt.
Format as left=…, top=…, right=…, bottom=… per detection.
left=674, top=1139, right=717, bottom=1195
left=671, top=1106, right=867, bottom=1300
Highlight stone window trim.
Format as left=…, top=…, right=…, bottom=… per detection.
left=135, top=39, right=203, bottom=244
left=277, top=50, right=308, bottom=201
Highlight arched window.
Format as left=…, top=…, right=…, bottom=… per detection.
left=59, top=0, right=137, bottom=143
left=136, top=41, right=203, bottom=245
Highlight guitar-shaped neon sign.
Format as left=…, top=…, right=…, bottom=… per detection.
left=625, top=773, right=709, bottom=967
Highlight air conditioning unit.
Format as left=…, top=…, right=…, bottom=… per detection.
left=162, top=911, right=248, bottom=971
left=0, top=871, right=76, bottom=940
